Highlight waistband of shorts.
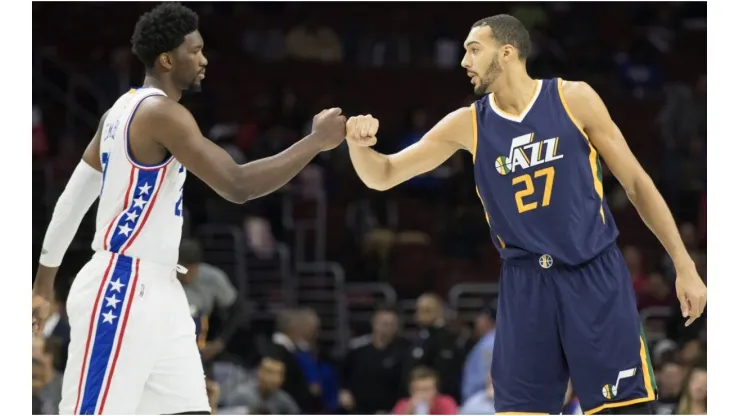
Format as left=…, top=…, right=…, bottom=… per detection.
left=501, top=242, right=618, bottom=270
left=92, top=250, right=188, bottom=274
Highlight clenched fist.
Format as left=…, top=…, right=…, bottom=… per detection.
left=345, top=114, right=379, bottom=147
left=311, top=108, right=348, bottom=151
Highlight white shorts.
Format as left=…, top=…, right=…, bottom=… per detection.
left=58, top=251, right=211, bottom=415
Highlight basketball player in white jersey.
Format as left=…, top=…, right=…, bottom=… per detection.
left=31, top=3, right=347, bottom=414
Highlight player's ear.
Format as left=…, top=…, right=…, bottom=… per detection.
left=158, top=53, right=174, bottom=71
left=501, top=45, right=515, bottom=62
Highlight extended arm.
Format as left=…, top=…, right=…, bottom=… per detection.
left=347, top=108, right=474, bottom=191
left=33, top=111, right=109, bottom=301
left=563, top=80, right=707, bottom=324
left=143, top=99, right=344, bottom=203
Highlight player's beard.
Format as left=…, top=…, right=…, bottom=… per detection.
left=474, top=56, right=503, bottom=96
left=184, top=79, right=202, bottom=93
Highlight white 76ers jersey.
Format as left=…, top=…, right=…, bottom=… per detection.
left=91, top=87, right=186, bottom=266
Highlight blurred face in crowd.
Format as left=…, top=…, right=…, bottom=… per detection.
left=301, top=309, right=320, bottom=344
left=410, top=376, right=438, bottom=403
left=680, top=340, right=703, bottom=366
left=258, top=357, right=286, bottom=394
left=659, top=362, right=686, bottom=398
left=415, top=295, right=442, bottom=327
left=680, top=223, right=697, bottom=249
left=32, top=337, right=53, bottom=394
left=372, top=310, right=399, bottom=343
left=687, top=368, right=707, bottom=403
left=622, top=245, right=643, bottom=275
left=474, top=313, right=495, bottom=339
left=647, top=273, right=670, bottom=298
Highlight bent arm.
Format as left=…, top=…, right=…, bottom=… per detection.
left=348, top=107, right=473, bottom=191
left=34, top=112, right=108, bottom=300
left=563, top=80, right=694, bottom=270
left=148, top=99, right=322, bottom=203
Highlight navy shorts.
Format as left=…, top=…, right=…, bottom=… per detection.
left=491, top=244, right=658, bottom=415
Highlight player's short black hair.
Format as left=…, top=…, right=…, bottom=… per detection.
left=472, top=14, right=531, bottom=60
left=131, top=2, right=199, bottom=68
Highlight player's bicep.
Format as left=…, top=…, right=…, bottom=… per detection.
left=387, top=107, right=472, bottom=183
left=566, top=82, right=650, bottom=195
left=386, top=137, right=461, bottom=181
left=150, top=103, right=242, bottom=200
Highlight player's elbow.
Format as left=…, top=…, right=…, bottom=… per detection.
left=623, top=170, right=655, bottom=202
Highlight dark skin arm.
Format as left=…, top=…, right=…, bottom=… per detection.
left=33, top=111, right=109, bottom=332
left=137, top=97, right=346, bottom=203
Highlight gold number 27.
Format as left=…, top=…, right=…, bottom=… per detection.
left=512, top=166, right=555, bottom=213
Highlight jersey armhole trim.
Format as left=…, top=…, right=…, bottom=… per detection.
left=557, top=78, right=606, bottom=224
left=469, top=103, right=478, bottom=163
left=124, top=93, right=175, bottom=171
left=556, top=78, right=590, bottom=142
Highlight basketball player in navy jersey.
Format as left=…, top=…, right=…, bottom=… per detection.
left=345, top=15, right=706, bottom=415
left=32, top=3, right=347, bottom=414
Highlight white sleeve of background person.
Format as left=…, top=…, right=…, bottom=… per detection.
left=39, top=161, right=102, bottom=267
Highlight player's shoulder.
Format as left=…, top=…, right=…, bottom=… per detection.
left=560, top=79, right=601, bottom=105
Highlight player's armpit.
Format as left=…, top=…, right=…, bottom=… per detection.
left=348, top=107, right=472, bottom=191
left=142, top=98, right=322, bottom=203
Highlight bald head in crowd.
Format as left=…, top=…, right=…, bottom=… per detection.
left=415, top=293, right=446, bottom=327
left=276, top=308, right=320, bottom=344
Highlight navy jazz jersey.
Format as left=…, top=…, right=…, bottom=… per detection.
left=472, top=78, right=619, bottom=265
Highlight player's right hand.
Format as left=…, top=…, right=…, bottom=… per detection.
left=32, top=294, right=50, bottom=336
left=311, top=108, right=348, bottom=151
left=345, top=114, right=379, bottom=147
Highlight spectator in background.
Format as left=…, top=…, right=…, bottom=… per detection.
left=227, top=356, right=300, bottom=415
left=636, top=272, right=674, bottom=311
left=270, top=309, right=321, bottom=413
left=676, top=366, right=707, bottom=415
left=293, top=308, right=341, bottom=413
left=38, top=292, right=70, bottom=373
left=402, top=293, right=466, bottom=403
left=459, top=375, right=495, bottom=415
left=32, top=336, right=62, bottom=415
left=285, top=14, right=343, bottom=63
left=622, top=245, right=648, bottom=294
left=178, top=239, right=249, bottom=361
left=340, top=306, right=409, bottom=414
left=654, top=360, right=686, bottom=415
left=392, top=366, right=458, bottom=415
left=461, top=309, right=496, bottom=401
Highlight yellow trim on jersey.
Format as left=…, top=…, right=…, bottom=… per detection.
left=557, top=78, right=605, bottom=223
left=470, top=103, right=478, bottom=163
left=497, top=235, right=506, bottom=248
left=490, top=80, right=541, bottom=119
left=197, top=315, right=210, bottom=350
left=583, top=335, right=656, bottom=415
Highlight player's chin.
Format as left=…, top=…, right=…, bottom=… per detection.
left=187, top=81, right=203, bottom=93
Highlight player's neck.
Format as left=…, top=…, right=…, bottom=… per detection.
left=142, top=74, right=182, bottom=102
left=490, top=71, right=537, bottom=115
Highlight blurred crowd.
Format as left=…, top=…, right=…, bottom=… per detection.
left=32, top=2, right=706, bottom=415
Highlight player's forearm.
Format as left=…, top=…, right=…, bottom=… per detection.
left=33, top=265, right=58, bottom=300
left=348, top=144, right=393, bottom=190
left=35, top=161, right=101, bottom=298
left=234, top=134, right=322, bottom=202
left=627, top=175, right=694, bottom=270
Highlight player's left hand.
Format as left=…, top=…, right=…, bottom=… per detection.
left=675, top=266, right=707, bottom=327
left=32, top=294, right=50, bottom=336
